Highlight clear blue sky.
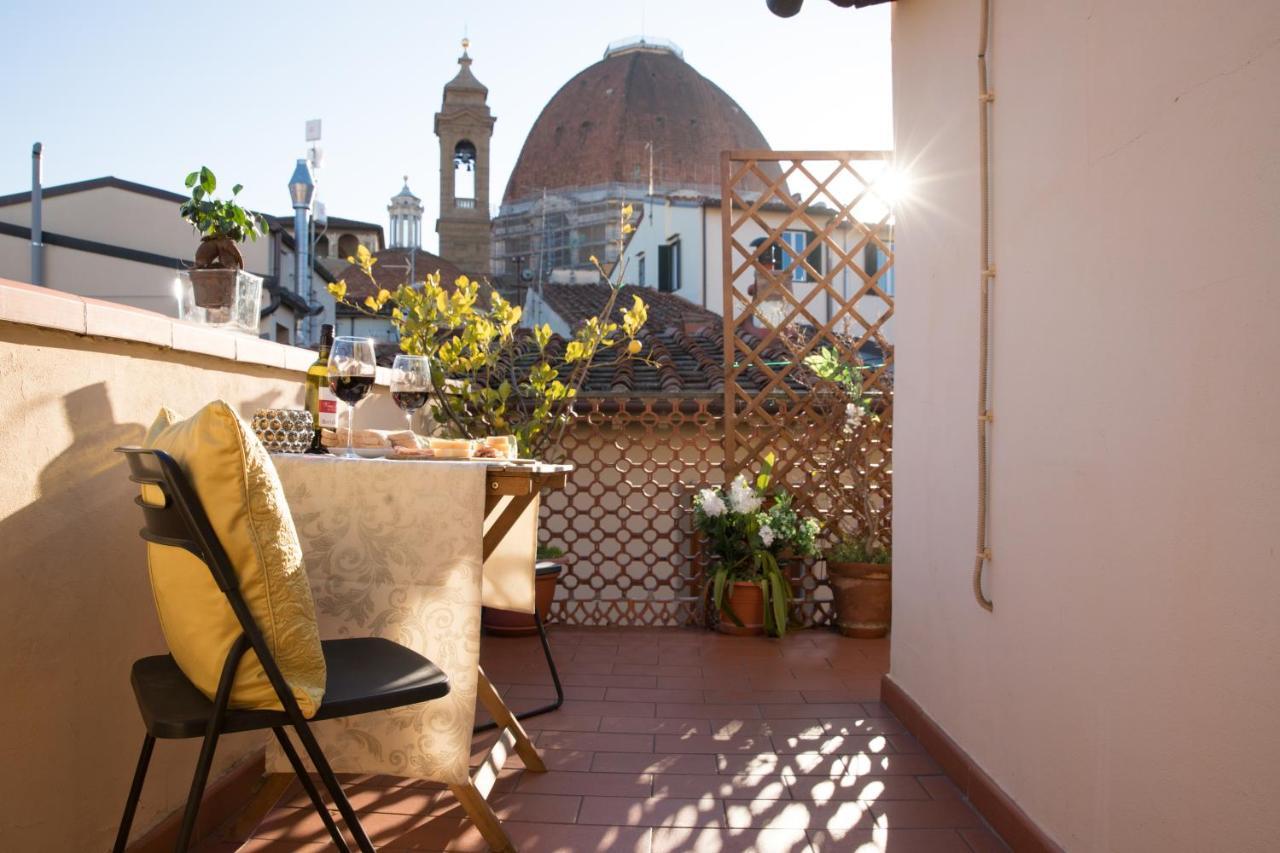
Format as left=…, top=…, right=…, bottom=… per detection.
left=1, top=0, right=891, bottom=252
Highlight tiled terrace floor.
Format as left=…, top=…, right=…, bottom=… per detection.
left=199, top=628, right=1007, bottom=852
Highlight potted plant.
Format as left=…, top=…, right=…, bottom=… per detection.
left=329, top=203, right=647, bottom=460
left=824, top=538, right=892, bottom=638
left=179, top=166, right=269, bottom=309
left=482, top=545, right=566, bottom=636
left=331, top=205, right=647, bottom=629
left=693, top=454, right=820, bottom=638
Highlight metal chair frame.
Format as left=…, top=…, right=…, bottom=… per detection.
left=111, top=447, right=439, bottom=853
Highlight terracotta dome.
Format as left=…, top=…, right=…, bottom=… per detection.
left=503, top=39, right=779, bottom=203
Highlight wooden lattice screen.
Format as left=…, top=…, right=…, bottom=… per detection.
left=543, top=395, right=724, bottom=626
left=538, top=152, right=896, bottom=627
left=721, top=150, right=896, bottom=625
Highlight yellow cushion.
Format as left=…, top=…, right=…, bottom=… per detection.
left=142, top=401, right=326, bottom=717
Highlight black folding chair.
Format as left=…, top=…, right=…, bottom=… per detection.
left=111, top=447, right=451, bottom=853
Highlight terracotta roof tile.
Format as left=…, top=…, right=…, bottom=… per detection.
left=536, top=283, right=721, bottom=333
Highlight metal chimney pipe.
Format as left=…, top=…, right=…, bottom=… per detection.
left=31, top=142, right=45, bottom=286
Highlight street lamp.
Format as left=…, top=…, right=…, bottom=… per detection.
left=288, top=159, right=316, bottom=344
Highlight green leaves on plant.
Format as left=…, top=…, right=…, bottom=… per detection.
left=178, top=166, right=268, bottom=244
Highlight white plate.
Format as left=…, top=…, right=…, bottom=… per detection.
left=351, top=447, right=393, bottom=458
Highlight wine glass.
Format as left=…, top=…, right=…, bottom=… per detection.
left=327, top=336, right=377, bottom=459
left=391, top=354, right=431, bottom=433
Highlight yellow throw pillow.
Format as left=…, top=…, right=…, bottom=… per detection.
left=142, top=401, right=326, bottom=717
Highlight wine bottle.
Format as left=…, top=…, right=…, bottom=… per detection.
left=305, top=324, right=337, bottom=453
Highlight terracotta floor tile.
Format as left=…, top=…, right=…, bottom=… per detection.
left=535, top=730, right=654, bottom=753
left=784, top=772, right=932, bottom=802
left=501, top=747, right=594, bottom=772
left=652, top=773, right=792, bottom=801
left=613, top=662, right=704, bottom=677
left=769, top=733, right=893, bottom=756
left=605, top=686, right=708, bottom=702
left=708, top=718, right=800, bottom=738
left=502, top=683, right=605, bottom=701
left=864, top=799, right=988, bottom=829
left=497, top=821, right=653, bottom=853
left=577, top=794, right=725, bottom=828
left=656, top=703, right=763, bottom=719
left=591, top=751, right=720, bottom=775
left=519, top=714, right=602, bottom=732
left=203, top=629, right=1004, bottom=853
left=651, top=826, right=814, bottom=853
left=513, top=770, right=652, bottom=798
left=808, top=827, right=972, bottom=852
left=423, top=792, right=582, bottom=826
left=702, top=689, right=806, bottom=704
left=722, top=799, right=875, bottom=832
left=562, top=672, right=658, bottom=688
left=653, top=734, right=773, bottom=754
left=919, top=773, right=965, bottom=800
left=959, top=826, right=1014, bottom=852
left=599, top=716, right=707, bottom=735
left=553, top=699, right=656, bottom=717
left=657, top=674, right=741, bottom=690
left=843, top=752, right=941, bottom=776
left=886, top=733, right=929, bottom=754
left=716, top=752, right=850, bottom=778
left=816, top=715, right=906, bottom=736
left=759, top=703, right=870, bottom=719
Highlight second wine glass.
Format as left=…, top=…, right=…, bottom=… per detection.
left=391, top=354, right=431, bottom=432
left=327, top=336, right=377, bottom=459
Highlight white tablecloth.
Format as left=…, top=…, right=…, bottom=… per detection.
left=265, top=454, right=506, bottom=785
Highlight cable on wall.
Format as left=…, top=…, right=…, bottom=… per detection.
left=974, top=0, right=996, bottom=611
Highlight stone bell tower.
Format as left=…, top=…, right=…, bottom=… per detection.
left=435, top=39, right=495, bottom=273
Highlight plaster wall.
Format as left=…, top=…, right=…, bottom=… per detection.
left=889, top=1, right=1280, bottom=850
left=0, top=278, right=400, bottom=851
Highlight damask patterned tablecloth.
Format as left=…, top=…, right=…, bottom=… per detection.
left=264, top=454, right=498, bottom=785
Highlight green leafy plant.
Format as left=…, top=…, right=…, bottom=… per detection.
left=803, top=345, right=869, bottom=403
left=179, top=166, right=269, bottom=269
left=693, top=453, right=820, bottom=637
left=802, top=343, right=891, bottom=559
left=331, top=204, right=647, bottom=460
left=536, top=544, right=565, bottom=560
left=825, top=538, right=891, bottom=566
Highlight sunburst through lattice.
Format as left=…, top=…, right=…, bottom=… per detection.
left=536, top=152, right=895, bottom=628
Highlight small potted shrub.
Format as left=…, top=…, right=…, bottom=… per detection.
left=694, top=454, right=820, bottom=638
left=179, top=166, right=269, bottom=309
left=825, top=538, right=892, bottom=638
left=482, top=545, right=566, bottom=636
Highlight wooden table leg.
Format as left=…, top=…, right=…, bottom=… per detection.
left=476, top=666, right=546, bottom=773
left=449, top=780, right=515, bottom=852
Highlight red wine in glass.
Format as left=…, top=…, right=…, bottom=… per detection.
left=392, top=390, right=429, bottom=410
left=330, top=374, right=374, bottom=405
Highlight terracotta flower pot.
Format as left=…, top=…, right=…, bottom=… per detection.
left=717, top=580, right=766, bottom=636
left=482, top=559, right=563, bottom=637
left=827, top=561, right=892, bottom=638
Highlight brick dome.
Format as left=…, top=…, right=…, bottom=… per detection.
left=503, top=39, right=779, bottom=203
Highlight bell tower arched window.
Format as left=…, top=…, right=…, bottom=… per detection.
left=453, top=140, right=477, bottom=207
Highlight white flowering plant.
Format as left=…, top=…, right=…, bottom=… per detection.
left=693, top=453, right=821, bottom=637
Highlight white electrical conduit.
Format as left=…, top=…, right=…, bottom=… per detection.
left=974, top=0, right=996, bottom=611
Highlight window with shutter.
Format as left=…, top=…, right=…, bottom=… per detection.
left=658, top=243, right=673, bottom=292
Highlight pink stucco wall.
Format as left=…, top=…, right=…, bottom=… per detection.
left=890, top=1, right=1280, bottom=849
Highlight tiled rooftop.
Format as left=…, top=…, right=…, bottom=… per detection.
left=195, top=629, right=1006, bottom=852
